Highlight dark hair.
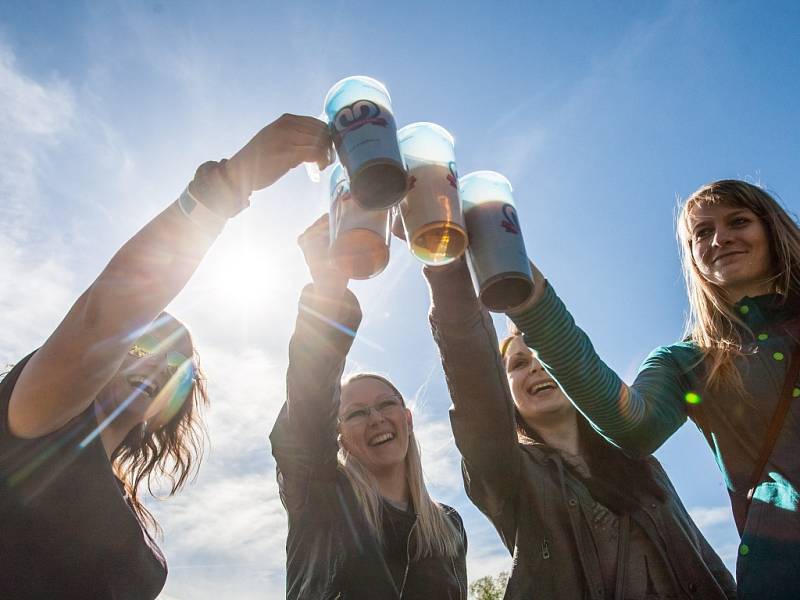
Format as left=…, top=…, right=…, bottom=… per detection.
left=111, top=314, right=209, bottom=535
left=502, top=332, right=665, bottom=514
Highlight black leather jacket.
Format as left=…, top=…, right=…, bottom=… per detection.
left=270, top=285, right=467, bottom=599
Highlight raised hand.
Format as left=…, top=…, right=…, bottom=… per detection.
left=298, top=213, right=348, bottom=297
left=226, top=114, right=332, bottom=195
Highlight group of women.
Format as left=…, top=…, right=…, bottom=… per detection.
left=0, top=111, right=797, bottom=600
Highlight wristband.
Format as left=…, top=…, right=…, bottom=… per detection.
left=188, top=160, right=251, bottom=218
left=176, top=187, right=226, bottom=238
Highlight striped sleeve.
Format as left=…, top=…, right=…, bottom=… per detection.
left=508, top=282, right=688, bottom=457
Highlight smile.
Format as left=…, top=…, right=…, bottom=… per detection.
left=526, top=380, right=558, bottom=397
left=127, top=375, right=158, bottom=399
left=713, top=251, right=745, bottom=263
left=368, top=432, right=395, bottom=446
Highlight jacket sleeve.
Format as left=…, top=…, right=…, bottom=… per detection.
left=269, top=283, right=362, bottom=514
left=508, top=282, right=688, bottom=457
left=654, top=460, right=737, bottom=599
left=424, top=259, right=521, bottom=518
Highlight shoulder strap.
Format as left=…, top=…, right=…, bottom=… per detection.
left=745, top=335, right=800, bottom=505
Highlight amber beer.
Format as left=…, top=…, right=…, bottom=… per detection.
left=329, top=165, right=391, bottom=279
left=400, top=162, right=468, bottom=265
left=397, top=123, right=468, bottom=266
left=461, top=171, right=533, bottom=312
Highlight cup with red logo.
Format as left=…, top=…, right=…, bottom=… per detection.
left=461, top=171, right=533, bottom=311
left=324, top=76, right=407, bottom=211
left=328, top=164, right=391, bottom=279
left=396, top=122, right=468, bottom=266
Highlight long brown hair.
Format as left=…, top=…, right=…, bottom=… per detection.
left=337, top=373, right=462, bottom=560
left=676, top=180, right=800, bottom=391
left=111, top=315, right=209, bottom=535
left=500, top=331, right=665, bottom=512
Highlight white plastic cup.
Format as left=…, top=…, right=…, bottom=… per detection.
left=324, top=76, right=407, bottom=210
left=397, top=122, right=468, bottom=266
left=461, top=171, right=533, bottom=311
left=328, top=164, right=391, bottom=279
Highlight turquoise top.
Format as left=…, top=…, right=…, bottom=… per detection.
left=509, top=283, right=800, bottom=598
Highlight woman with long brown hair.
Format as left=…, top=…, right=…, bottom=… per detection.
left=270, top=215, right=467, bottom=599
left=423, top=259, right=735, bottom=599
left=0, top=113, right=331, bottom=599
left=502, top=180, right=800, bottom=599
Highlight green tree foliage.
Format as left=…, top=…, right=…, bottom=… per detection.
left=469, top=571, right=509, bottom=600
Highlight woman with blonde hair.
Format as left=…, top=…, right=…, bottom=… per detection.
left=0, top=113, right=332, bottom=599
left=270, top=215, right=467, bottom=599
left=501, top=179, right=800, bottom=598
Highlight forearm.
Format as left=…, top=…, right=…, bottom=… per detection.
left=281, top=284, right=361, bottom=454
left=507, top=280, right=683, bottom=455
left=13, top=187, right=226, bottom=435
left=424, top=260, right=519, bottom=481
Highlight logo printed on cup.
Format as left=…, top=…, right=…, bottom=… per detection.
left=446, top=161, right=458, bottom=188
left=500, top=204, right=520, bottom=235
left=332, top=100, right=389, bottom=138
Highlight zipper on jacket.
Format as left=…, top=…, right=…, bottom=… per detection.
left=541, top=538, right=551, bottom=559
left=399, top=517, right=418, bottom=599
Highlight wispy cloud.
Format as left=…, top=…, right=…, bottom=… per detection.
left=689, top=505, right=734, bottom=529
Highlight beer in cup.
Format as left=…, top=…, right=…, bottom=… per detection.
left=461, top=171, right=533, bottom=311
left=324, top=76, right=407, bottom=210
left=328, top=164, right=391, bottom=279
left=397, top=122, right=468, bottom=266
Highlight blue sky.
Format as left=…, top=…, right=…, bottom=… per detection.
left=1, top=1, right=799, bottom=598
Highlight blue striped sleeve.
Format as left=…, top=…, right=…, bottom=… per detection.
left=508, top=282, right=688, bottom=457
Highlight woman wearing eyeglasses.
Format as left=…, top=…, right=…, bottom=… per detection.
left=270, top=215, right=467, bottom=599
left=0, top=114, right=332, bottom=600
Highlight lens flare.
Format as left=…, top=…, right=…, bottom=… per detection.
left=684, top=391, right=701, bottom=405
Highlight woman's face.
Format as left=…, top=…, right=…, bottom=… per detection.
left=504, top=336, right=573, bottom=426
left=688, top=203, right=774, bottom=300
left=99, top=317, right=194, bottom=431
left=338, top=377, right=412, bottom=475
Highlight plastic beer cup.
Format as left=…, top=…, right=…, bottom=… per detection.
left=324, top=76, right=407, bottom=211
left=461, top=171, right=533, bottom=311
left=397, top=122, right=468, bottom=266
left=328, top=164, right=391, bottom=279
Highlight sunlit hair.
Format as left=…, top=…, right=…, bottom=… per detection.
left=499, top=328, right=665, bottom=512
left=336, top=373, right=462, bottom=561
left=676, top=180, right=800, bottom=391
left=111, top=314, right=209, bottom=536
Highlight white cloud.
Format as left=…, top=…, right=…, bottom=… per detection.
left=0, top=44, right=74, bottom=238
left=689, top=505, right=734, bottom=529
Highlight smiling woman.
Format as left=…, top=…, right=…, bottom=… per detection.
left=269, top=214, right=467, bottom=599
left=0, top=112, right=333, bottom=600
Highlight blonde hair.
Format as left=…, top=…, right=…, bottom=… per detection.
left=676, top=180, right=800, bottom=390
left=337, top=373, right=462, bottom=561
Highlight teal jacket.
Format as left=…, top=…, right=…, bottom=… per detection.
left=509, top=283, right=800, bottom=599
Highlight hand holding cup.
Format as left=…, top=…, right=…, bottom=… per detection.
left=226, top=114, right=333, bottom=195
left=298, top=214, right=349, bottom=297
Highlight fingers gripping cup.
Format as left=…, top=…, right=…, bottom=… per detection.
left=397, top=123, right=468, bottom=266
left=329, top=164, right=391, bottom=279
left=324, top=76, right=407, bottom=210
left=461, top=171, right=533, bottom=311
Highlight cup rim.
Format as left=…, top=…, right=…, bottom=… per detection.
left=398, top=121, right=454, bottom=146
left=324, top=75, right=391, bottom=109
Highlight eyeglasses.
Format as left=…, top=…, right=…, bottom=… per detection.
left=339, top=395, right=404, bottom=425
left=128, top=334, right=190, bottom=377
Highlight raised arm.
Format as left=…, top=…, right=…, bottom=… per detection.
left=423, top=258, right=521, bottom=516
left=506, top=263, right=689, bottom=457
left=10, top=114, right=331, bottom=439
left=269, top=215, right=359, bottom=512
